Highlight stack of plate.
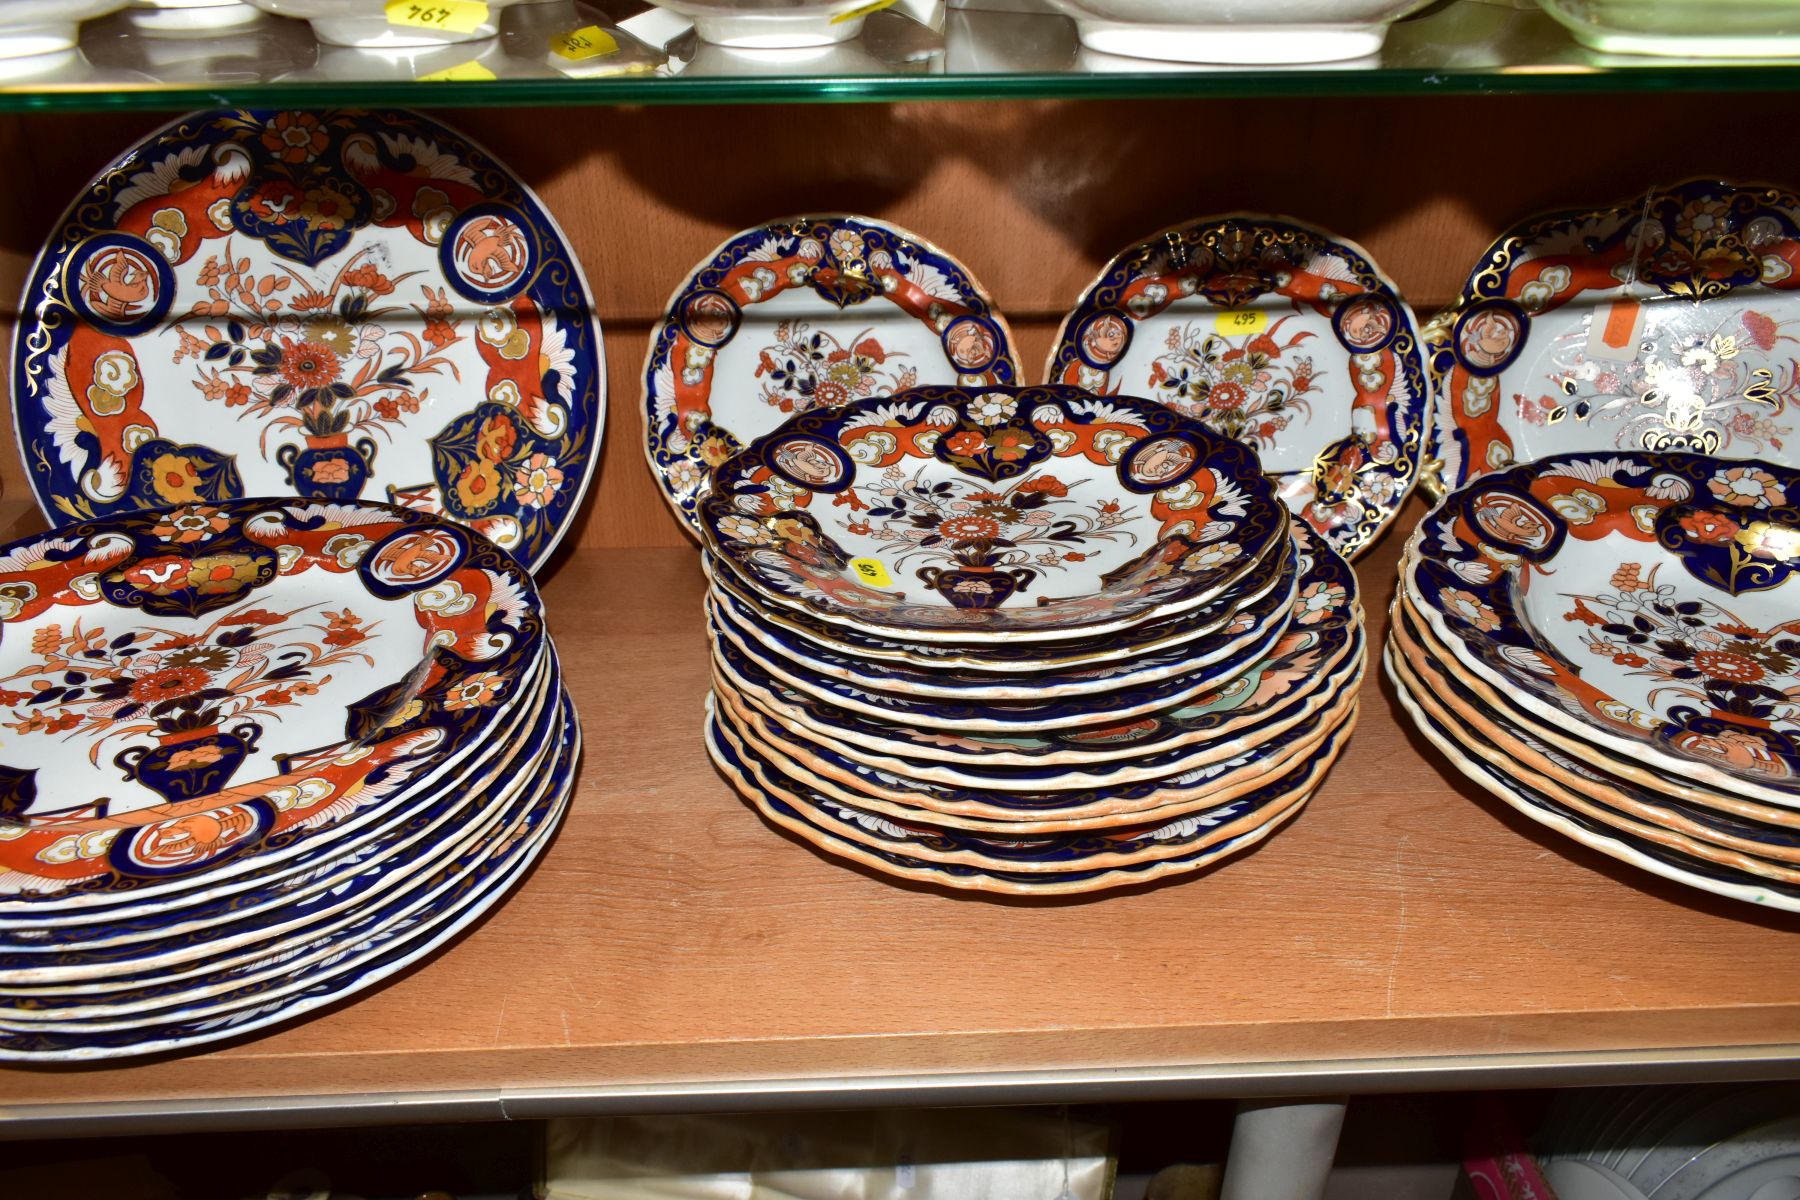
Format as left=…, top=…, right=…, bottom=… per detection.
left=0, top=499, right=576, bottom=1061
left=696, top=384, right=1366, bottom=895
left=1387, top=450, right=1800, bottom=911
left=1539, top=1084, right=1800, bottom=1200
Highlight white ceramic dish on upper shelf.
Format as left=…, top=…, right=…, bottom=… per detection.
left=0, top=1, right=128, bottom=59
left=648, top=0, right=881, bottom=47
left=243, top=0, right=525, bottom=45
left=1042, top=0, right=1433, bottom=64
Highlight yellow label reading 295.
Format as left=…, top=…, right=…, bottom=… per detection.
left=386, top=0, right=489, bottom=34
left=849, top=558, right=894, bottom=588
left=550, top=25, right=619, bottom=60
left=1214, top=308, right=1269, bottom=336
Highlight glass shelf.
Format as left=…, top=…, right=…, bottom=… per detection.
left=7, top=0, right=1800, bottom=113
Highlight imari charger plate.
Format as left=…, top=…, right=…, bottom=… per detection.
left=1422, top=179, right=1800, bottom=500
left=0, top=498, right=543, bottom=904
left=643, top=215, right=1020, bottom=533
left=1048, top=214, right=1428, bottom=560
left=13, top=108, right=604, bottom=571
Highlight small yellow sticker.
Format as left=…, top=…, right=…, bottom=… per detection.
left=831, top=0, right=897, bottom=22
left=849, top=558, right=894, bottom=588
left=1214, top=308, right=1270, bottom=336
left=418, top=59, right=497, bottom=81
left=550, top=25, right=619, bottom=60
left=386, top=0, right=490, bottom=34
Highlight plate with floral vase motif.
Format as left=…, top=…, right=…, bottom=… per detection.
left=1385, top=648, right=1800, bottom=913
left=1048, top=214, right=1427, bottom=560
left=699, top=384, right=1288, bottom=642
left=13, top=108, right=604, bottom=571
left=708, top=540, right=1295, bottom=700
left=0, top=652, right=557, bottom=976
left=0, top=497, right=544, bottom=906
left=643, top=214, right=1020, bottom=534
left=705, top=702, right=1319, bottom=896
left=712, top=675, right=1358, bottom=831
left=0, top=694, right=571, bottom=1025
left=1421, top=179, right=1800, bottom=501
left=0, top=696, right=576, bottom=1060
left=1403, top=451, right=1800, bottom=806
left=0, top=637, right=550, bottom=926
left=707, top=518, right=1360, bottom=767
left=701, top=519, right=1294, bottom=674
left=0, top=657, right=555, bottom=979
left=711, top=697, right=1351, bottom=865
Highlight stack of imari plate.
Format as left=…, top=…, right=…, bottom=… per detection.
left=0, top=107, right=599, bottom=1060
left=0, top=501, right=576, bottom=1061
left=1388, top=451, right=1800, bottom=911
left=697, top=384, right=1366, bottom=895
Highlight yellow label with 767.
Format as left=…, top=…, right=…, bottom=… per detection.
left=850, top=558, right=894, bottom=588
left=387, top=0, right=489, bottom=33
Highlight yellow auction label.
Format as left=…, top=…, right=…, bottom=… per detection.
left=550, top=25, right=619, bottom=60
left=419, top=59, right=497, bottom=81
left=1214, top=308, right=1269, bottom=336
left=386, top=0, right=489, bottom=34
left=849, top=558, right=895, bottom=588
left=831, top=0, right=897, bottom=23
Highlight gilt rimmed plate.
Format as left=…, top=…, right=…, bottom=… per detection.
left=1393, top=589, right=1800, bottom=829
left=1389, top=611, right=1800, bottom=865
left=0, top=661, right=558, bottom=991
left=0, top=641, right=552, bottom=931
left=1422, top=179, right=1800, bottom=500
left=1386, top=646, right=1800, bottom=912
left=0, top=693, right=571, bottom=1025
left=708, top=539, right=1294, bottom=701
left=706, top=705, right=1317, bottom=896
left=0, top=692, right=576, bottom=1060
left=710, top=520, right=1360, bottom=767
left=1048, top=214, right=1427, bottom=560
left=13, top=108, right=604, bottom=571
left=714, top=677, right=1358, bottom=831
left=0, top=653, right=558, bottom=977
left=704, top=522, right=1294, bottom=676
left=0, top=498, right=544, bottom=903
left=712, top=699, right=1350, bottom=867
left=0, top=638, right=549, bottom=927
left=643, top=214, right=1019, bottom=533
left=1404, top=451, right=1800, bottom=804
left=700, top=384, right=1288, bottom=642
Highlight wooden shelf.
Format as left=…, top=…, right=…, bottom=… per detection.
left=4, top=528, right=1800, bottom=1133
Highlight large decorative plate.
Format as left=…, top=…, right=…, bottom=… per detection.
left=1404, top=452, right=1800, bottom=805
left=0, top=498, right=543, bottom=902
left=642, top=214, right=1020, bottom=532
left=13, top=108, right=604, bottom=572
left=1422, top=179, right=1800, bottom=500
left=699, top=384, right=1288, bottom=642
left=1048, top=214, right=1428, bottom=559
